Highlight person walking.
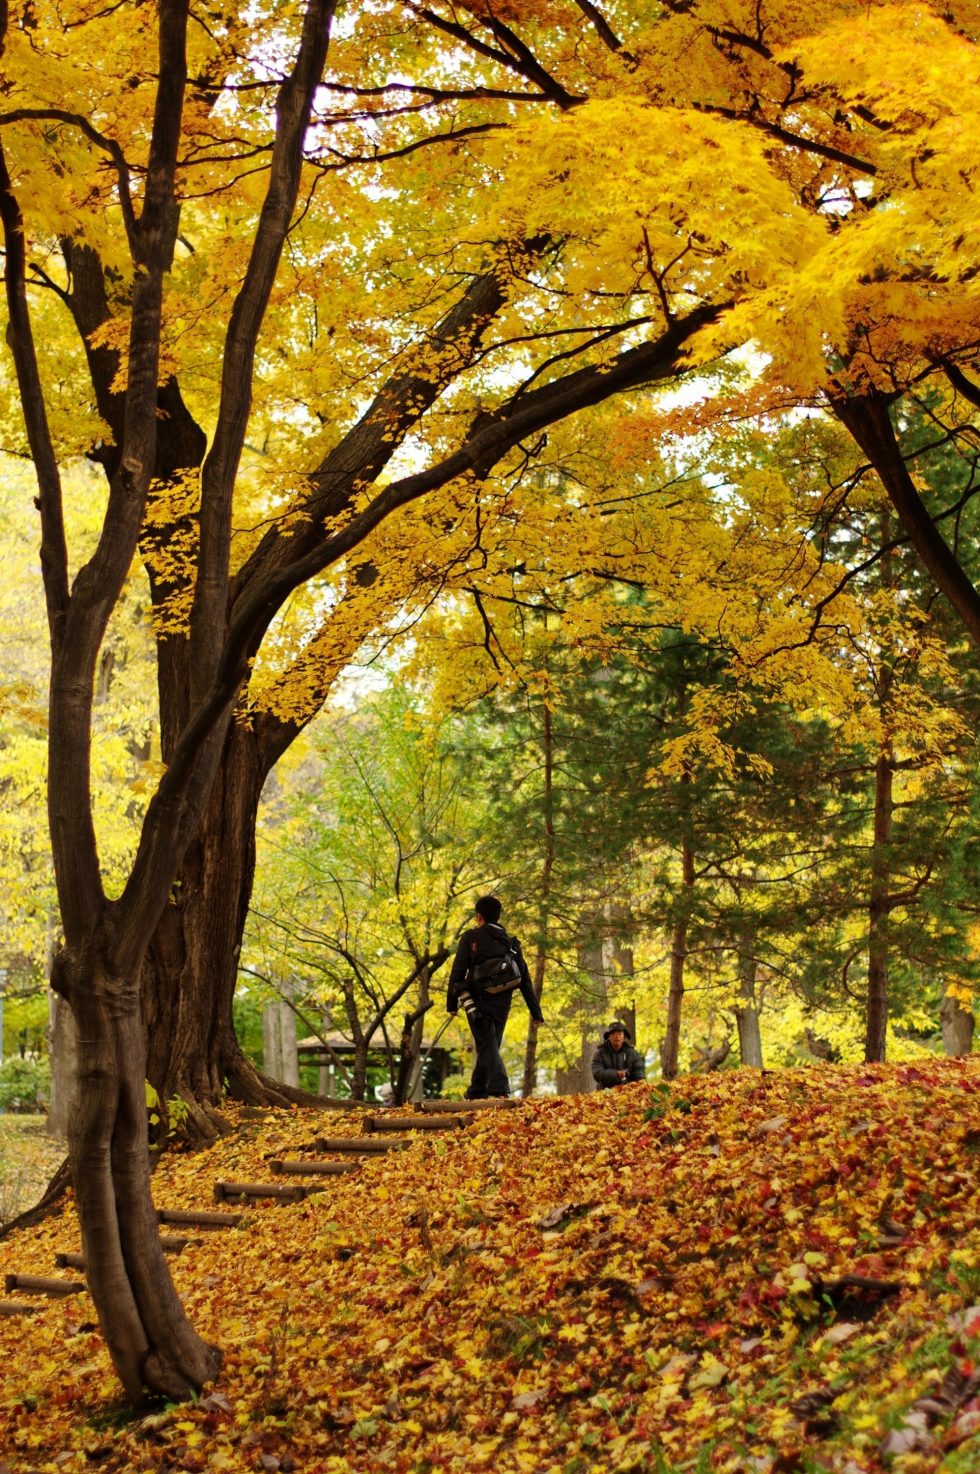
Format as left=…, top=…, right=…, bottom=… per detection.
left=447, top=895, right=543, bottom=1099
left=591, top=1019, right=646, bottom=1089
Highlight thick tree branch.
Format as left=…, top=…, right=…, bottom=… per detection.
left=829, top=388, right=980, bottom=648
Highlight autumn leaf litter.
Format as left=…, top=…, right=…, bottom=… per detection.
left=2, top=1060, right=980, bottom=1473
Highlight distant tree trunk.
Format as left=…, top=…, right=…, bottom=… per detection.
left=349, top=1022, right=370, bottom=1102
left=661, top=827, right=695, bottom=1080
left=866, top=741, right=894, bottom=1063
left=940, top=993, right=975, bottom=1055
left=522, top=701, right=555, bottom=1097
left=262, top=1000, right=282, bottom=1080
left=735, top=938, right=764, bottom=1068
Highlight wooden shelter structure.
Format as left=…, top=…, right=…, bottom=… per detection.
left=296, top=1031, right=458, bottom=1101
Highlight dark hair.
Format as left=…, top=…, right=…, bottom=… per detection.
left=475, top=894, right=502, bottom=924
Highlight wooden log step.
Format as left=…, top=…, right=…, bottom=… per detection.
left=271, top=1159, right=360, bottom=1177
left=419, top=1097, right=520, bottom=1112
left=314, top=1136, right=412, bottom=1154
left=0, top=1299, right=39, bottom=1317
left=364, top=1114, right=465, bottom=1133
left=55, top=1235, right=192, bottom=1272
left=214, top=1179, right=306, bottom=1203
left=159, top=1207, right=244, bottom=1230
left=4, top=1273, right=85, bottom=1298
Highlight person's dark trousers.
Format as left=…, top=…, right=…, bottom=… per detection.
left=466, top=995, right=511, bottom=1098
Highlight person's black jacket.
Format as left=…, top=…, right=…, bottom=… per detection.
left=447, top=922, right=543, bottom=1022
left=592, top=1039, right=646, bottom=1088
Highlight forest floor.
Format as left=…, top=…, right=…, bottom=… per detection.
left=1, top=1059, right=979, bottom=1474
left=0, top=1116, right=64, bottom=1226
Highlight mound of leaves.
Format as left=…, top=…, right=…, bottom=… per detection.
left=2, top=1059, right=980, bottom=1473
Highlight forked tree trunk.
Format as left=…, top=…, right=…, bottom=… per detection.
left=65, top=950, right=220, bottom=1401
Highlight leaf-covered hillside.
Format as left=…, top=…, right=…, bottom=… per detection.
left=2, top=1060, right=980, bottom=1474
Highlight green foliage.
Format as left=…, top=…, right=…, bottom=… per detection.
left=0, top=1054, right=51, bottom=1113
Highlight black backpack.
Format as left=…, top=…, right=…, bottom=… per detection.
left=468, top=934, right=522, bottom=995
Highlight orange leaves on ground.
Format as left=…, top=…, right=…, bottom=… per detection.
left=2, top=1060, right=980, bottom=1472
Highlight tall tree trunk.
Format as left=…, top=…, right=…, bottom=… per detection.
left=734, top=936, right=764, bottom=1068
left=661, top=826, right=695, bottom=1081
left=865, top=742, right=894, bottom=1062
left=940, top=991, right=975, bottom=1056
left=522, top=701, right=555, bottom=1097
left=141, top=723, right=279, bottom=1140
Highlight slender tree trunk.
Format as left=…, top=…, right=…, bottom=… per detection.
left=661, top=821, right=695, bottom=1081
left=734, top=936, right=764, bottom=1068
left=940, top=992, right=975, bottom=1055
left=407, top=972, right=431, bottom=1100
left=865, top=742, right=894, bottom=1062
left=522, top=702, right=555, bottom=1097
left=351, top=1039, right=369, bottom=1102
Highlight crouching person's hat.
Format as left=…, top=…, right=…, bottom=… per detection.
left=603, top=1019, right=632, bottom=1040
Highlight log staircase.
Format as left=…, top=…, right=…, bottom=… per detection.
left=0, top=1097, right=521, bottom=1317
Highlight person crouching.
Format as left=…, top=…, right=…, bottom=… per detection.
left=592, top=1019, right=646, bottom=1089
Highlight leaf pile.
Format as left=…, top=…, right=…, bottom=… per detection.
left=2, top=1059, right=980, bottom=1473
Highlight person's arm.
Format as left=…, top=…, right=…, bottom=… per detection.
left=513, top=940, right=543, bottom=1023
left=628, top=1048, right=647, bottom=1082
left=446, top=933, right=471, bottom=1013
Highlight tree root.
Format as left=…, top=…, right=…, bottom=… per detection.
left=0, top=1156, right=72, bottom=1241
left=224, top=1050, right=367, bottom=1112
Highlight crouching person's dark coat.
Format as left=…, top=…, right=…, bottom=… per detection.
left=591, top=1020, right=647, bottom=1089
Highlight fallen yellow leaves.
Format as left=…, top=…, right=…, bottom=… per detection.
left=0, top=1060, right=979, bottom=1472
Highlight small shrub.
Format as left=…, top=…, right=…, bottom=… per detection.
left=439, top=1073, right=469, bottom=1100
left=0, top=1055, right=51, bottom=1113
